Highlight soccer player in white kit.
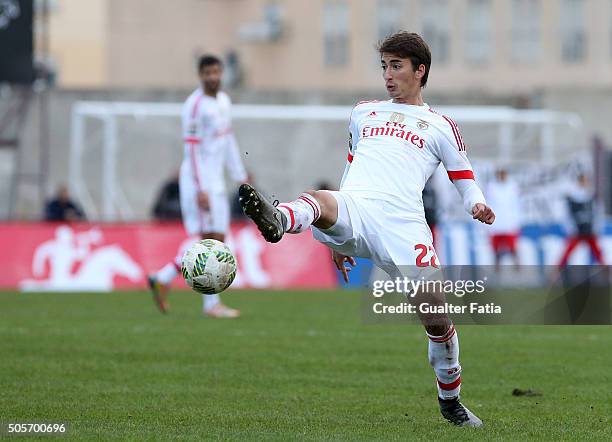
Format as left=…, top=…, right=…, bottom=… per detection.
left=239, top=33, right=494, bottom=426
left=148, top=55, right=247, bottom=318
left=486, top=168, right=522, bottom=270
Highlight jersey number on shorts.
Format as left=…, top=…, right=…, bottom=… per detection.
left=415, top=244, right=439, bottom=268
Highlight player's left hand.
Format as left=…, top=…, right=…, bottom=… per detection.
left=332, top=251, right=357, bottom=283
left=472, top=203, right=495, bottom=225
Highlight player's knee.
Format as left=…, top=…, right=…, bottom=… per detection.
left=306, top=190, right=329, bottom=207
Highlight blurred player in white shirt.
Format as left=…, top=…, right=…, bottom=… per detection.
left=149, top=55, right=247, bottom=318
left=486, top=168, right=521, bottom=270
left=239, top=32, right=494, bottom=426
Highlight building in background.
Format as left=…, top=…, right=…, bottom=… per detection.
left=38, top=0, right=612, bottom=96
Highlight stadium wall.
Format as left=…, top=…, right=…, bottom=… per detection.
left=3, top=221, right=612, bottom=292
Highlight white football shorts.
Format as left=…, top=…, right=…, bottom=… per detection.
left=179, top=172, right=229, bottom=236
left=311, top=191, right=439, bottom=278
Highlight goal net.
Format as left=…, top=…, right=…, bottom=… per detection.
left=69, top=101, right=583, bottom=223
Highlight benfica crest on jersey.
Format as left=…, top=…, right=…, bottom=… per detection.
left=417, top=119, right=429, bottom=130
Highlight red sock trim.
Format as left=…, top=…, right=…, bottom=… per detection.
left=299, top=195, right=320, bottom=222
left=428, top=324, right=456, bottom=343
left=438, top=376, right=461, bottom=391
left=278, top=204, right=295, bottom=231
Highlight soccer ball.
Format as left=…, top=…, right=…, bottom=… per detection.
left=181, top=239, right=237, bottom=294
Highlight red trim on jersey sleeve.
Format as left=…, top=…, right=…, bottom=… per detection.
left=189, top=93, right=204, bottom=189
left=191, top=93, right=203, bottom=118
left=184, top=136, right=201, bottom=144
left=347, top=152, right=354, bottom=163
left=447, top=170, right=475, bottom=181
left=190, top=143, right=203, bottom=190
left=429, top=109, right=466, bottom=152
left=441, top=115, right=465, bottom=152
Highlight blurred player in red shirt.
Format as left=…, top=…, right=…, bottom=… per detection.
left=486, top=168, right=521, bottom=270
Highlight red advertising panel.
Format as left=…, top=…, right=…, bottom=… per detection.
left=0, top=222, right=337, bottom=291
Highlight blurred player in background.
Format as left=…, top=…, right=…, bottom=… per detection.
left=239, top=32, right=494, bottom=426
left=486, top=168, right=521, bottom=270
left=558, top=173, right=605, bottom=266
left=148, top=55, right=247, bottom=318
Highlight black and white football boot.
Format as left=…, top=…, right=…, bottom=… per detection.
left=438, top=397, right=483, bottom=427
left=238, top=183, right=287, bottom=243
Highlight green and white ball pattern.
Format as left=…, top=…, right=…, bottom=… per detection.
left=181, top=239, right=237, bottom=294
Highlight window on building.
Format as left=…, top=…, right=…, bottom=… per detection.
left=560, top=0, right=586, bottom=62
left=465, top=0, right=492, bottom=64
left=511, top=0, right=541, bottom=63
left=377, top=0, right=404, bottom=42
left=421, top=0, right=450, bottom=64
left=323, top=0, right=350, bottom=67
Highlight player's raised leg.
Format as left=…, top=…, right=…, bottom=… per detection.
left=238, top=183, right=338, bottom=242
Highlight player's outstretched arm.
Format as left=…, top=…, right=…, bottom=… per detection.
left=452, top=178, right=495, bottom=225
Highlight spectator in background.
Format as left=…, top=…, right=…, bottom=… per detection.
left=44, top=185, right=86, bottom=222
left=152, top=172, right=182, bottom=221
left=422, top=179, right=438, bottom=247
left=486, top=168, right=521, bottom=270
left=558, top=173, right=605, bottom=266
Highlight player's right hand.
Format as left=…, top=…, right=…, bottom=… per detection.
left=197, top=191, right=210, bottom=210
left=472, top=203, right=495, bottom=225
left=332, top=251, right=356, bottom=283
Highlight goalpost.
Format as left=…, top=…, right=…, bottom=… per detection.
left=69, top=101, right=582, bottom=222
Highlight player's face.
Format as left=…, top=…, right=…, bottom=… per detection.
left=381, top=53, right=424, bottom=102
left=199, top=63, right=222, bottom=95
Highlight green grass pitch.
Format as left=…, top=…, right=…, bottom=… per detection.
left=1, top=289, right=610, bottom=440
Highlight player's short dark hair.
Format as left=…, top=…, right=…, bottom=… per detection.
left=377, top=32, right=431, bottom=87
left=198, top=55, right=222, bottom=72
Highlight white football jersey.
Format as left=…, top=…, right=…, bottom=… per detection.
left=486, top=179, right=521, bottom=233
left=341, top=100, right=479, bottom=221
left=181, top=88, right=247, bottom=193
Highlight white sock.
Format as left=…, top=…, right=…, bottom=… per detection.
left=427, top=324, right=462, bottom=399
left=277, top=193, right=321, bottom=233
left=156, top=260, right=180, bottom=285
left=203, top=294, right=220, bottom=311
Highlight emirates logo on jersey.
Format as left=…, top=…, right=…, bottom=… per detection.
left=361, top=121, right=426, bottom=149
